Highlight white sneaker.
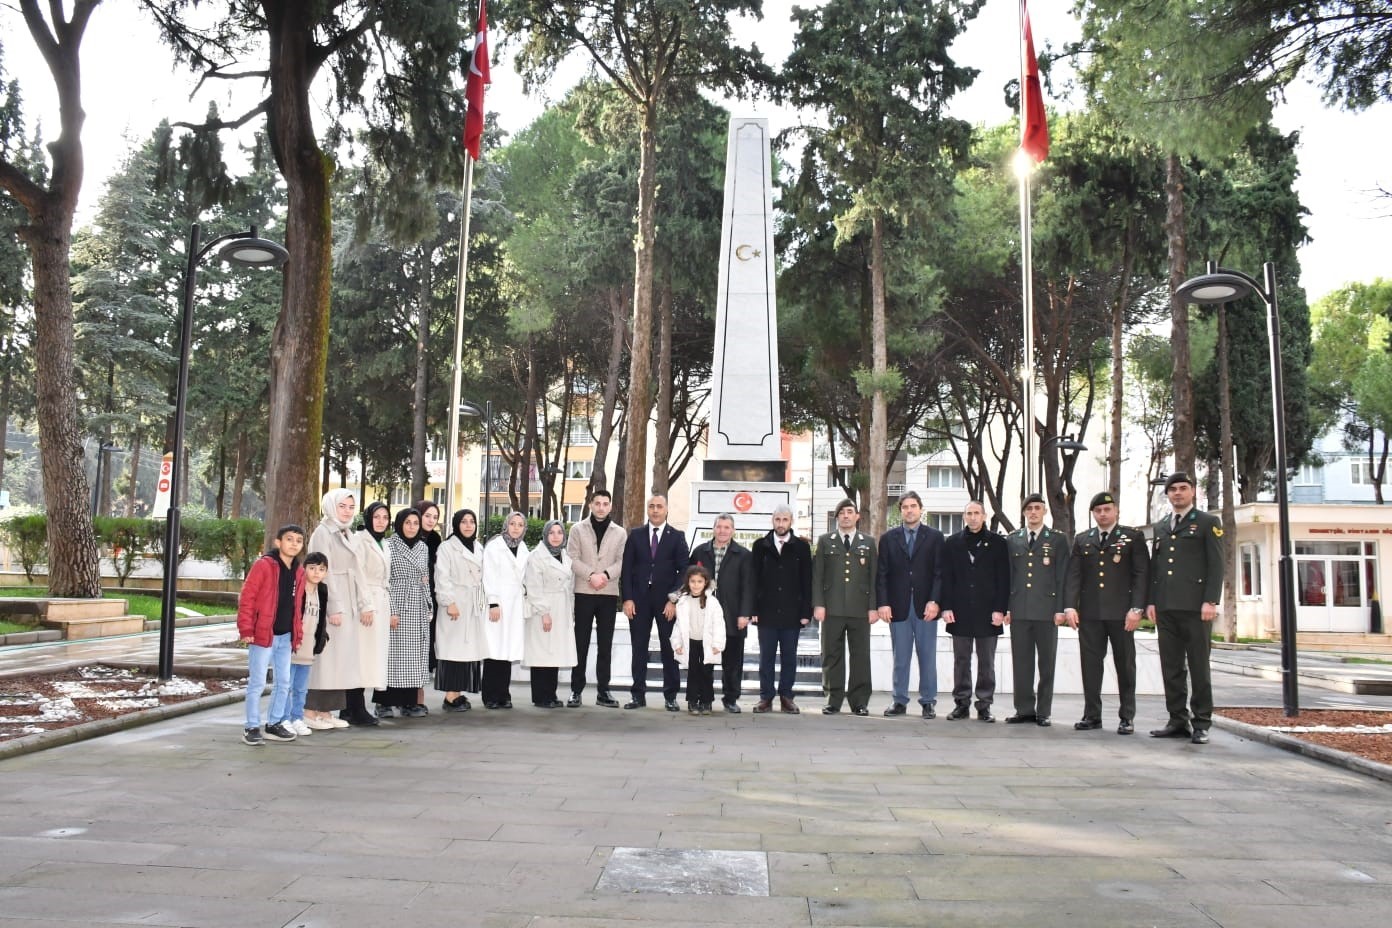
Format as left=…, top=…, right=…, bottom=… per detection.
left=329, top=716, right=350, bottom=729
left=304, top=716, right=335, bottom=731
left=291, top=719, right=312, bottom=736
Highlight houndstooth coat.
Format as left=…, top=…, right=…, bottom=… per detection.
left=386, top=536, right=433, bottom=688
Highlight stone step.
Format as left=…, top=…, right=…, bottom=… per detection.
left=44, top=614, right=147, bottom=640
left=38, top=598, right=130, bottom=621
left=1294, top=632, right=1392, bottom=655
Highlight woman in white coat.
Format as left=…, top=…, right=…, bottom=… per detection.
left=523, top=520, right=578, bottom=708
left=354, top=501, right=392, bottom=712
left=481, top=511, right=529, bottom=709
left=305, top=489, right=361, bottom=727
left=434, top=509, right=488, bottom=712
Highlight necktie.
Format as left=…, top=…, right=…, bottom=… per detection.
left=843, top=534, right=851, bottom=550
left=651, top=526, right=659, bottom=557
left=1172, top=514, right=1180, bottom=532
left=1029, top=530, right=1037, bottom=548
left=1099, top=530, right=1109, bottom=546
left=905, top=530, right=916, bottom=557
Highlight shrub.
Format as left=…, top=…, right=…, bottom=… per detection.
left=0, top=514, right=48, bottom=582
left=92, top=517, right=149, bottom=585
left=483, top=514, right=548, bottom=546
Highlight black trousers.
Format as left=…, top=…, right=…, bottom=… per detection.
left=1078, top=619, right=1137, bottom=722
left=721, top=630, right=747, bottom=705
left=686, top=639, right=715, bottom=705
left=821, top=614, right=872, bottom=710
left=1009, top=620, right=1058, bottom=717
left=629, top=591, right=680, bottom=701
left=571, top=593, right=617, bottom=696
left=951, top=635, right=998, bottom=710
left=481, top=658, right=512, bottom=705
left=1156, top=609, right=1213, bottom=731
left=530, top=667, right=559, bottom=705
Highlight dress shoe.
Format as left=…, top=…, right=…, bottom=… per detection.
left=566, top=693, right=582, bottom=708
left=852, top=706, right=869, bottom=716
left=780, top=696, right=801, bottom=714
left=1036, top=717, right=1051, bottom=727
left=1150, top=723, right=1192, bottom=738
left=534, top=699, right=564, bottom=709
left=441, top=696, right=471, bottom=713
left=1117, top=719, right=1135, bottom=735
left=1074, top=718, right=1102, bottom=731
left=623, top=699, right=646, bottom=710
left=699, top=703, right=712, bottom=716
left=1190, top=729, right=1210, bottom=745
left=921, top=704, right=936, bottom=720
left=822, top=705, right=841, bottom=715
left=482, top=700, right=499, bottom=710
left=724, top=701, right=741, bottom=714
left=349, top=712, right=380, bottom=727
left=752, top=699, right=773, bottom=713
left=665, top=699, right=680, bottom=712
left=689, top=703, right=700, bottom=715
left=500, top=699, right=513, bottom=709
left=978, top=709, right=995, bottom=723
left=946, top=705, right=970, bottom=721
left=597, top=693, right=620, bottom=708
left=1005, top=713, right=1037, bottom=724
left=883, top=703, right=907, bottom=717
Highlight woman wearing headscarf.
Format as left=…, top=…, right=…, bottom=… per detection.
left=434, top=509, right=487, bottom=711
left=523, top=519, right=578, bottom=708
left=353, top=500, right=393, bottom=719
left=306, top=489, right=365, bottom=727
left=413, top=499, right=444, bottom=706
left=481, top=510, right=529, bottom=709
left=373, top=508, right=433, bottom=718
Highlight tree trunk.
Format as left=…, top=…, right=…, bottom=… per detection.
left=231, top=428, right=248, bottom=519
left=866, top=213, right=889, bottom=536
left=261, top=2, right=332, bottom=547
left=612, top=417, right=629, bottom=519
left=621, top=96, right=660, bottom=527
left=410, top=245, right=431, bottom=503
left=1376, top=432, right=1389, bottom=505
left=1109, top=217, right=1136, bottom=495
left=214, top=408, right=229, bottom=518
left=587, top=288, right=627, bottom=500
left=651, top=279, right=673, bottom=497
left=125, top=430, right=142, bottom=517
left=0, top=337, right=12, bottom=499
left=1218, top=305, right=1238, bottom=642
left=100, top=361, right=115, bottom=517
left=1165, top=152, right=1195, bottom=476
left=518, top=337, right=539, bottom=514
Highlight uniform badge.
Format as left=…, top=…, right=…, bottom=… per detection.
left=1113, top=553, right=1122, bottom=564
left=1212, top=525, right=1224, bottom=538
left=1042, top=557, right=1050, bottom=566
left=859, top=557, right=866, bottom=566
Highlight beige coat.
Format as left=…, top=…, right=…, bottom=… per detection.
left=566, top=518, right=625, bottom=597
left=522, top=547, right=578, bottom=669
left=482, top=536, right=528, bottom=661
left=434, top=537, right=489, bottom=663
left=307, top=518, right=367, bottom=690
left=354, top=531, right=392, bottom=689
left=671, top=594, right=727, bottom=668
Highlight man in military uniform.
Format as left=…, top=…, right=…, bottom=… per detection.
left=1004, top=493, right=1069, bottom=727
left=1147, top=472, right=1225, bottom=745
left=1062, top=491, right=1150, bottom=734
left=812, top=499, right=879, bottom=716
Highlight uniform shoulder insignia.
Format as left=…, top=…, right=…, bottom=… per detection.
left=1212, top=525, right=1224, bottom=538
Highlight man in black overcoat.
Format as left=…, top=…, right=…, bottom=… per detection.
left=689, top=512, right=755, bottom=712
left=940, top=501, right=1010, bottom=721
left=750, top=504, right=812, bottom=714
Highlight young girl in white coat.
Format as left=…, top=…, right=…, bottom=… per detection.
left=671, top=565, right=726, bottom=715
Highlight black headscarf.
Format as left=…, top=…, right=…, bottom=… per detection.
left=361, top=501, right=389, bottom=544
left=393, top=507, right=423, bottom=547
left=452, top=508, right=478, bottom=553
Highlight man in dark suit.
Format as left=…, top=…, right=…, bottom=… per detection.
left=620, top=494, right=690, bottom=711
left=1063, top=491, right=1150, bottom=735
left=1147, top=472, right=1225, bottom=744
left=689, top=512, right=755, bottom=713
left=875, top=491, right=944, bottom=718
left=812, top=498, right=879, bottom=716
left=941, top=501, right=1011, bottom=721
left=750, top=504, right=812, bottom=714
left=1004, top=492, right=1070, bottom=727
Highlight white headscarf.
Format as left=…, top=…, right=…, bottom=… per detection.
left=320, top=488, right=356, bottom=531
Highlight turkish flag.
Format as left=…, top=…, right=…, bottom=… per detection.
left=1020, top=0, right=1049, bottom=162
left=464, top=0, right=490, bottom=161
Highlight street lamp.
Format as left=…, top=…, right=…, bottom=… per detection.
left=159, top=223, right=288, bottom=680
left=459, top=400, right=493, bottom=536
left=1177, top=261, right=1298, bottom=716
left=90, top=441, right=123, bottom=517
left=1039, top=434, right=1087, bottom=504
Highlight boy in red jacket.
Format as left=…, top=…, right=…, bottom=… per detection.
left=238, top=525, right=306, bottom=746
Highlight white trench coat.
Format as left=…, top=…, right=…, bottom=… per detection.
left=434, top=537, right=489, bottom=663
left=481, top=536, right=528, bottom=662
left=522, top=547, right=577, bottom=669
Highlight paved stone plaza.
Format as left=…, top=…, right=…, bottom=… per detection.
left=2, top=672, right=1390, bottom=928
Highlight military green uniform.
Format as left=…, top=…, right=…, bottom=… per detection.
left=1063, top=524, right=1150, bottom=724
left=1148, top=508, right=1225, bottom=732
left=811, top=531, right=878, bottom=711
left=1005, top=526, right=1069, bottom=719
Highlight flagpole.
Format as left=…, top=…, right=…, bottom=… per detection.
left=1018, top=0, right=1036, bottom=498
left=445, top=155, right=476, bottom=518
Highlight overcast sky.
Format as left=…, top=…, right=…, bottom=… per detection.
left=4, top=0, right=1386, bottom=302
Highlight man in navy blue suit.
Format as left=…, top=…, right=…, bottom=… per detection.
left=620, top=494, right=690, bottom=711
left=876, top=491, right=945, bottom=719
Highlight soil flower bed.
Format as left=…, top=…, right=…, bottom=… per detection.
left=0, top=665, right=244, bottom=743
left=1217, top=707, right=1392, bottom=767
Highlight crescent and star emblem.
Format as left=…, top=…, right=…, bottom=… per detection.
left=734, top=244, right=762, bottom=261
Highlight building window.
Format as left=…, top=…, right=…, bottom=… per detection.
left=926, top=512, right=962, bottom=535
left=568, top=459, right=593, bottom=480
left=1239, top=543, right=1262, bottom=598
left=432, top=487, right=447, bottom=505
left=1294, top=462, right=1320, bottom=485
left=827, top=465, right=850, bottom=489
left=428, top=440, right=447, bottom=463
left=567, top=419, right=595, bottom=446
left=925, top=465, right=964, bottom=489
left=391, top=487, right=411, bottom=506
left=564, top=503, right=584, bottom=523
left=1351, top=459, right=1374, bottom=485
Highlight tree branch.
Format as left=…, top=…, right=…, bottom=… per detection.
left=173, top=99, right=271, bottom=133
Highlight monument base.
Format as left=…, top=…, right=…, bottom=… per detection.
left=688, top=480, right=799, bottom=547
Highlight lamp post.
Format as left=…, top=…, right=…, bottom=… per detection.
left=1176, top=261, right=1298, bottom=716
left=159, top=223, right=288, bottom=680
left=1039, top=434, right=1087, bottom=505
left=459, top=400, right=493, bottom=537
left=90, top=441, right=122, bottom=517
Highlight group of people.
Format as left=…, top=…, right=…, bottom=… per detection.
left=237, top=472, right=1223, bottom=746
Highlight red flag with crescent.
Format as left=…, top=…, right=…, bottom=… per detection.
left=1020, top=0, right=1049, bottom=162
left=464, top=0, right=490, bottom=161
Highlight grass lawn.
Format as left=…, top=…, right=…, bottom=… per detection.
left=0, top=620, right=34, bottom=635
left=0, top=588, right=231, bottom=623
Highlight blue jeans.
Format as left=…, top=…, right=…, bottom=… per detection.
left=245, top=633, right=293, bottom=728
left=288, top=663, right=312, bottom=721
left=758, top=625, right=802, bottom=700
left=889, top=616, right=938, bottom=706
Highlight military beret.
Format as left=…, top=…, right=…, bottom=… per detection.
left=1164, top=472, right=1194, bottom=491
left=1022, top=492, right=1045, bottom=509
left=1089, top=491, right=1116, bottom=510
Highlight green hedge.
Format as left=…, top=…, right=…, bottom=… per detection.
left=2, top=514, right=268, bottom=581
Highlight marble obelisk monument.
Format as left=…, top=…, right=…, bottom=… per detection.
left=689, top=117, right=797, bottom=543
